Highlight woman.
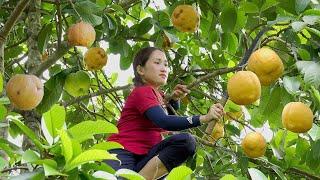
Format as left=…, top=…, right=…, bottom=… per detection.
left=106, top=47, right=224, bottom=179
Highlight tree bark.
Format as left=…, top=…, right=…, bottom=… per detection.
left=22, top=0, right=42, bottom=151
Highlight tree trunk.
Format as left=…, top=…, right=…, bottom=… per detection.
left=22, top=0, right=42, bottom=151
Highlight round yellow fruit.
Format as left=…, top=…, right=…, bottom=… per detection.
left=282, top=102, right=313, bottom=133
left=171, top=5, right=200, bottom=33
left=67, top=21, right=96, bottom=47
left=247, top=48, right=284, bottom=86
left=242, top=132, right=266, bottom=158
left=6, top=74, right=44, bottom=110
left=84, top=47, right=108, bottom=71
left=227, top=71, right=261, bottom=105
left=209, top=121, right=224, bottom=142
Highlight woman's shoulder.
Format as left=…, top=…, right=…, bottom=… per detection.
left=131, top=85, right=154, bottom=94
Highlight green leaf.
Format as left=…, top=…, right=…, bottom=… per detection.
left=0, top=157, right=7, bottom=171
left=306, top=148, right=320, bottom=169
left=65, top=150, right=117, bottom=172
left=295, top=0, right=310, bottom=13
left=303, top=9, right=320, bottom=16
left=283, top=76, right=300, bottom=95
left=43, top=163, right=66, bottom=176
left=296, top=61, right=320, bottom=87
left=261, top=0, right=279, bottom=12
left=228, top=33, right=238, bottom=54
left=68, top=120, right=118, bottom=142
left=306, top=27, right=320, bottom=38
left=311, top=86, right=320, bottom=108
left=291, top=21, right=307, bottom=32
left=43, top=104, right=65, bottom=138
left=92, top=171, right=117, bottom=180
left=220, top=174, right=236, bottom=180
left=239, top=2, right=259, bottom=13
left=297, top=48, right=311, bottom=60
left=9, top=171, right=45, bottom=180
left=167, top=165, right=193, bottom=180
left=296, top=137, right=310, bottom=161
left=89, top=141, right=123, bottom=151
left=0, top=142, right=16, bottom=160
left=72, top=139, right=82, bottom=158
left=74, top=3, right=102, bottom=26
left=234, top=10, right=247, bottom=32
left=225, top=124, right=240, bottom=136
left=136, top=17, right=153, bottom=35
left=152, top=10, right=170, bottom=27
left=12, top=119, right=44, bottom=151
left=33, top=159, right=57, bottom=168
left=224, top=99, right=241, bottom=112
left=248, top=168, right=268, bottom=180
left=37, top=68, right=74, bottom=114
left=115, top=169, right=145, bottom=180
left=0, top=104, right=7, bottom=122
left=38, top=23, right=53, bottom=54
left=270, top=166, right=287, bottom=180
left=108, top=4, right=126, bottom=17
left=0, top=73, right=3, bottom=94
left=59, top=130, right=73, bottom=163
left=120, top=53, right=133, bottom=70
left=22, top=149, right=40, bottom=163
left=220, top=5, right=237, bottom=32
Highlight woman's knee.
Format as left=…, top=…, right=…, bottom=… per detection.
left=173, top=133, right=196, bottom=156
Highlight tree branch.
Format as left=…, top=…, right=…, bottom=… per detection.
left=0, top=0, right=30, bottom=41
left=62, top=84, right=133, bottom=107
left=31, top=41, right=71, bottom=76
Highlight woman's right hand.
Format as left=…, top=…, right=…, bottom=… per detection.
left=200, top=103, right=225, bottom=124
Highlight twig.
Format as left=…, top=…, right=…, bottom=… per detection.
left=62, top=84, right=133, bottom=107
left=0, top=0, right=31, bottom=41
left=32, top=41, right=71, bottom=76
left=1, top=166, right=29, bottom=173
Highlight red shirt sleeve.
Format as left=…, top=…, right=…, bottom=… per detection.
left=132, top=86, right=160, bottom=114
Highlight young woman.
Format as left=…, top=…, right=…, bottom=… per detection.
left=106, top=47, right=224, bottom=179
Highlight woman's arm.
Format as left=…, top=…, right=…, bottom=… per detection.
left=145, top=105, right=201, bottom=131
left=145, top=104, right=221, bottom=131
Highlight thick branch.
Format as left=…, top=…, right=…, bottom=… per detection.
left=0, top=0, right=31, bottom=41
left=62, top=84, right=133, bottom=107
left=31, top=41, right=71, bottom=76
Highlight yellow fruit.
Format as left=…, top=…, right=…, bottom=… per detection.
left=242, top=132, right=266, bottom=158
left=6, top=74, right=44, bottom=110
left=282, top=102, right=313, bottom=133
left=171, top=5, right=200, bottom=32
left=84, top=47, right=108, bottom=71
left=247, top=48, right=284, bottom=86
left=209, top=121, right=224, bottom=142
left=67, top=21, right=96, bottom=47
left=227, top=71, right=261, bottom=105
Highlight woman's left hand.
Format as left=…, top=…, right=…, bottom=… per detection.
left=172, top=84, right=190, bottom=101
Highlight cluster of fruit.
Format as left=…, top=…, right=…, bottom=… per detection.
left=6, top=21, right=108, bottom=110
left=226, top=48, right=313, bottom=158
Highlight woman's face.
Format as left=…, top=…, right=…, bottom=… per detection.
left=138, top=50, right=169, bottom=88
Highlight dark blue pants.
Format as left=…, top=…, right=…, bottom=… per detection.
left=105, top=133, right=196, bottom=173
